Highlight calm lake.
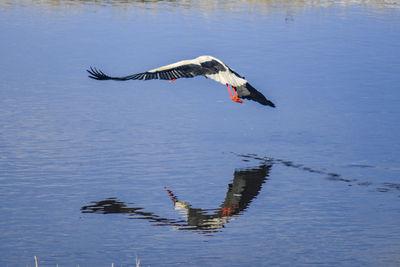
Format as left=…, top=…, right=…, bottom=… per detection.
left=1, top=0, right=400, bottom=266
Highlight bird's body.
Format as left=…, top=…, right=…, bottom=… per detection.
left=87, top=55, right=275, bottom=107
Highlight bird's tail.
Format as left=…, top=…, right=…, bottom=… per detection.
left=240, top=83, right=276, bottom=107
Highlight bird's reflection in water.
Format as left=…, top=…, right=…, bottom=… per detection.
left=81, top=154, right=400, bottom=232
left=81, top=163, right=271, bottom=233
left=165, top=164, right=271, bottom=231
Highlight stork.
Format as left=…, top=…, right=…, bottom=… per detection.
left=87, top=55, right=275, bottom=107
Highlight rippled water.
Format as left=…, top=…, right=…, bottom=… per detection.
left=1, top=0, right=400, bottom=266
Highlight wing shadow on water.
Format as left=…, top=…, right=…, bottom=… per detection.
left=81, top=163, right=272, bottom=234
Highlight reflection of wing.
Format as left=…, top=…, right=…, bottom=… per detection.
left=222, top=164, right=271, bottom=214
left=81, top=198, right=187, bottom=226
left=81, top=198, right=140, bottom=214
left=186, top=164, right=271, bottom=227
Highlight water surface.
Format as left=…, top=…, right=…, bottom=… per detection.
left=0, top=0, right=400, bottom=266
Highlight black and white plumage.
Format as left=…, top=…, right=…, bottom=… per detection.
left=87, top=55, right=275, bottom=107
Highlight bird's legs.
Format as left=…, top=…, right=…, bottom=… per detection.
left=169, top=79, right=176, bottom=82
left=232, top=86, right=243, bottom=104
left=226, top=84, right=243, bottom=104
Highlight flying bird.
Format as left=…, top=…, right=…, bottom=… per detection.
left=87, top=55, right=275, bottom=107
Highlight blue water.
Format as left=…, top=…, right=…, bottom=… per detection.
left=1, top=1, right=400, bottom=266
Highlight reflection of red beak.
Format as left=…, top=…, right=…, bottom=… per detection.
left=164, top=187, right=178, bottom=203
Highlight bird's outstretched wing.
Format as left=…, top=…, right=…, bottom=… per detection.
left=87, top=63, right=208, bottom=81
left=236, top=83, right=276, bottom=107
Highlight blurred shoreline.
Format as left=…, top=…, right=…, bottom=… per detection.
left=1, top=0, right=399, bottom=14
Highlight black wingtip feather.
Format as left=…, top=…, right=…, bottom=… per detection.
left=242, top=83, right=276, bottom=108
left=264, top=99, right=276, bottom=108
left=87, top=67, right=113, bottom=80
